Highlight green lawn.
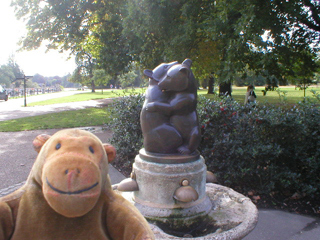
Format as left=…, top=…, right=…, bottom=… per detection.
left=198, top=86, right=319, bottom=104
left=0, top=108, right=110, bottom=132
left=0, top=86, right=318, bottom=132
left=27, top=89, right=125, bottom=106
left=28, top=86, right=319, bottom=107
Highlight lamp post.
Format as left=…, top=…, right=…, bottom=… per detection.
left=16, top=75, right=33, bottom=107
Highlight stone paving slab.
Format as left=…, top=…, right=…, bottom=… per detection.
left=0, top=127, right=124, bottom=191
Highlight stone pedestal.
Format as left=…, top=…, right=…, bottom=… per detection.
left=128, top=149, right=213, bottom=229
left=117, top=149, right=258, bottom=238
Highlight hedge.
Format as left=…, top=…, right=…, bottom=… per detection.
left=108, top=91, right=320, bottom=200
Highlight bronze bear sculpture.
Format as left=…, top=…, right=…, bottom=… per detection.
left=141, top=59, right=200, bottom=155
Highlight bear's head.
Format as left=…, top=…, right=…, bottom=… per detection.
left=144, top=61, right=178, bottom=82
left=31, top=129, right=116, bottom=218
left=158, top=59, right=196, bottom=92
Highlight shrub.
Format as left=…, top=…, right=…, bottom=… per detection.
left=107, top=89, right=144, bottom=172
left=109, top=91, right=320, bottom=200
left=198, top=94, right=320, bottom=199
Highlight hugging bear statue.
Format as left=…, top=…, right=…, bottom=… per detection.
left=0, top=129, right=154, bottom=240
left=141, top=61, right=183, bottom=154
left=141, top=59, right=200, bottom=155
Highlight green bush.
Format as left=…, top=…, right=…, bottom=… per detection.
left=109, top=91, right=320, bottom=199
left=198, top=94, right=320, bottom=199
left=107, top=90, right=144, bottom=171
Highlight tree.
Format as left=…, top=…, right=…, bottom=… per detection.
left=12, top=0, right=100, bottom=53
left=51, top=76, right=63, bottom=86
left=0, top=56, right=24, bottom=87
left=75, top=51, right=96, bottom=92
left=118, top=70, right=138, bottom=89
left=32, top=74, right=46, bottom=86
left=0, top=65, right=15, bottom=87
left=26, top=80, right=39, bottom=88
left=69, top=67, right=90, bottom=87
left=92, top=69, right=110, bottom=93
left=11, top=0, right=131, bottom=89
left=287, top=50, right=319, bottom=97
left=123, top=0, right=257, bottom=94
left=12, top=0, right=320, bottom=94
left=60, top=74, right=74, bottom=88
left=92, top=2, right=132, bottom=79
left=8, top=56, right=25, bottom=80
left=123, top=0, right=320, bottom=93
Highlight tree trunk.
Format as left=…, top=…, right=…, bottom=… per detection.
left=219, top=82, right=232, bottom=96
left=91, top=79, right=95, bottom=92
left=207, top=76, right=215, bottom=94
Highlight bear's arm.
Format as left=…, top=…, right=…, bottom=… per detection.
left=147, top=102, right=172, bottom=115
left=0, top=202, right=14, bottom=240
left=106, top=194, right=154, bottom=240
left=149, top=94, right=194, bottom=115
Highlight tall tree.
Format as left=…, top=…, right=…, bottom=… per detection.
left=92, top=69, right=111, bottom=93
left=12, top=0, right=320, bottom=93
left=123, top=0, right=256, bottom=93
left=75, top=51, right=96, bottom=92
left=123, top=0, right=320, bottom=92
left=32, top=73, right=46, bottom=86
left=0, top=56, right=24, bottom=87
left=11, top=0, right=131, bottom=84
left=0, top=65, right=15, bottom=87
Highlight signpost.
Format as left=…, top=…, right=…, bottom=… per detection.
left=16, top=75, right=33, bottom=107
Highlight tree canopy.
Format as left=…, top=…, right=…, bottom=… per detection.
left=11, top=0, right=320, bottom=90
left=0, top=56, right=25, bottom=87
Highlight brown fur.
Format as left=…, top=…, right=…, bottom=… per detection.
left=0, top=129, right=154, bottom=240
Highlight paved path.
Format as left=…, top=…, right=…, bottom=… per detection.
left=0, top=90, right=112, bottom=121
left=0, top=90, right=319, bottom=239
left=0, top=128, right=124, bottom=191
left=0, top=90, right=123, bottom=190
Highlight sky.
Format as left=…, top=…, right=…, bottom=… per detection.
left=0, top=1, right=76, bottom=77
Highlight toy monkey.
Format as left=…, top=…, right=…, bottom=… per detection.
left=0, top=129, right=154, bottom=240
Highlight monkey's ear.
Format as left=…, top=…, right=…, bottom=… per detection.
left=33, top=134, right=51, bottom=153
left=103, top=144, right=116, bottom=163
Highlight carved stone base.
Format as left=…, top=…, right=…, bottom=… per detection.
left=119, top=149, right=212, bottom=229
left=116, top=149, right=258, bottom=238
left=134, top=149, right=209, bottom=206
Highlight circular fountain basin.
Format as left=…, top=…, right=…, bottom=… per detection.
left=146, top=183, right=258, bottom=239
left=116, top=149, right=258, bottom=239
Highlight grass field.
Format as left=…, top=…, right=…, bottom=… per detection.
left=26, top=89, right=127, bottom=106
left=0, top=85, right=318, bottom=132
left=28, top=85, right=319, bottom=107
left=0, top=108, right=110, bottom=132
left=199, top=85, right=320, bottom=104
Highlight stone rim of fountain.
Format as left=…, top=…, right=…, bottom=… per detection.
left=116, top=150, right=259, bottom=239
left=147, top=183, right=259, bottom=239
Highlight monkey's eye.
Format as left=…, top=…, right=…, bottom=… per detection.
left=56, top=143, right=61, bottom=150
left=89, top=146, right=94, bottom=154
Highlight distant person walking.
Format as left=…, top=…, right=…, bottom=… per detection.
left=244, top=85, right=257, bottom=105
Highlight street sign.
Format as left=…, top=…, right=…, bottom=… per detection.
left=15, top=75, right=33, bottom=107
